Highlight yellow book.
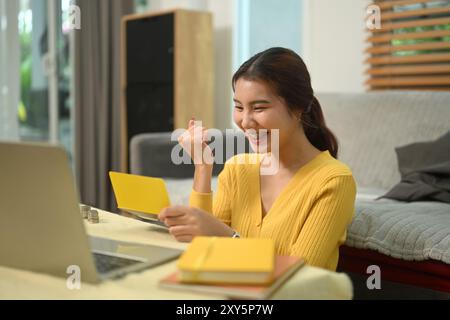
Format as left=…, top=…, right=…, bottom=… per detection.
left=177, top=237, right=275, bottom=285
left=109, top=171, right=170, bottom=227
left=160, top=256, right=305, bottom=299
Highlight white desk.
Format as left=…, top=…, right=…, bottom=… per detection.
left=0, top=209, right=353, bottom=299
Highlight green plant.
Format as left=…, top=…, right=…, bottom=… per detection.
left=19, top=31, right=32, bottom=124
left=391, top=24, right=450, bottom=56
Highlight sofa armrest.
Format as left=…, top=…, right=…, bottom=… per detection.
left=129, top=132, right=194, bottom=178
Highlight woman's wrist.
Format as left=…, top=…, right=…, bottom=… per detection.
left=220, top=224, right=235, bottom=237
left=194, top=163, right=213, bottom=171
left=193, top=164, right=213, bottom=193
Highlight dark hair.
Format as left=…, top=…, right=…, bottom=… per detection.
left=232, top=47, right=338, bottom=158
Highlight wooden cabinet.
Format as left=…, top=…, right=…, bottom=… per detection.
left=121, top=9, right=214, bottom=171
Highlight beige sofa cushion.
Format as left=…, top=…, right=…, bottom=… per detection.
left=317, top=91, right=450, bottom=190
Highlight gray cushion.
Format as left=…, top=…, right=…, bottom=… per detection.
left=382, top=131, right=450, bottom=203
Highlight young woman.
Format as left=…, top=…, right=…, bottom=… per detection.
left=159, top=47, right=356, bottom=271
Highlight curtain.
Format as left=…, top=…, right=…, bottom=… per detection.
left=74, top=0, right=134, bottom=212
left=0, top=0, right=20, bottom=141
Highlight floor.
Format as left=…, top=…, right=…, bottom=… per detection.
left=345, top=272, right=450, bottom=300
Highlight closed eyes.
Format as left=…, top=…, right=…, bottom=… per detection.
left=234, top=106, right=268, bottom=112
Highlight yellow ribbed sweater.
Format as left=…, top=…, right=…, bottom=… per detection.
left=189, top=151, right=356, bottom=271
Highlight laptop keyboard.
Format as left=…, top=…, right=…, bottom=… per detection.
left=93, top=252, right=142, bottom=274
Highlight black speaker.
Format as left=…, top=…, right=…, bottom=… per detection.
left=124, top=13, right=174, bottom=152
left=126, top=13, right=174, bottom=84
left=126, top=84, right=174, bottom=140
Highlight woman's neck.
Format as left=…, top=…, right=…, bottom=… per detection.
left=275, top=130, right=321, bottom=173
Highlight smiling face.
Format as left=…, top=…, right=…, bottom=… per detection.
left=233, top=78, right=301, bottom=154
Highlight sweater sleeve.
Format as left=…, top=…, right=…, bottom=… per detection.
left=291, top=175, right=356, bottom=269
left=189, top=163, right=233, bottom=226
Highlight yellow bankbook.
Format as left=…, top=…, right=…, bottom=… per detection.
left=177, top=237, right=275, bottom=285
left=109, top=171, right=170, bottom=219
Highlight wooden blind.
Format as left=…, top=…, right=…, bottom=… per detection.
left=365, top=0, right=450, bottom=90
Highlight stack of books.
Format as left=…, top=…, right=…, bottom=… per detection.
left=159, top=236, right=305, bottom=299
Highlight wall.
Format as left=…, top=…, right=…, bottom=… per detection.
left=303, top=0, right=370, bottom=93
left=147, top=0, right=207, bottom=11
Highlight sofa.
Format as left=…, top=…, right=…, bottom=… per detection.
left=129, top=91, right=450, bottom=298
left=317, top=91, right=450, bottom=298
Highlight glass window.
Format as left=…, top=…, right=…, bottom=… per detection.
left=234, top=0, right=303, bottom=70
left=14, top=0, right=73, bottom=159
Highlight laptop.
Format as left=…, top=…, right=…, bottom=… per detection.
left=0, top=142, right=182, bottom=284
left=109, top=171, right=171, bottom=228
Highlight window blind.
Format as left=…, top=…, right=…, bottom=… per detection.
left=366, top=0, right=450, bottom=90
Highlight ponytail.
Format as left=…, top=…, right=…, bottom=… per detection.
left=301, top=97, right=338, bottom=158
